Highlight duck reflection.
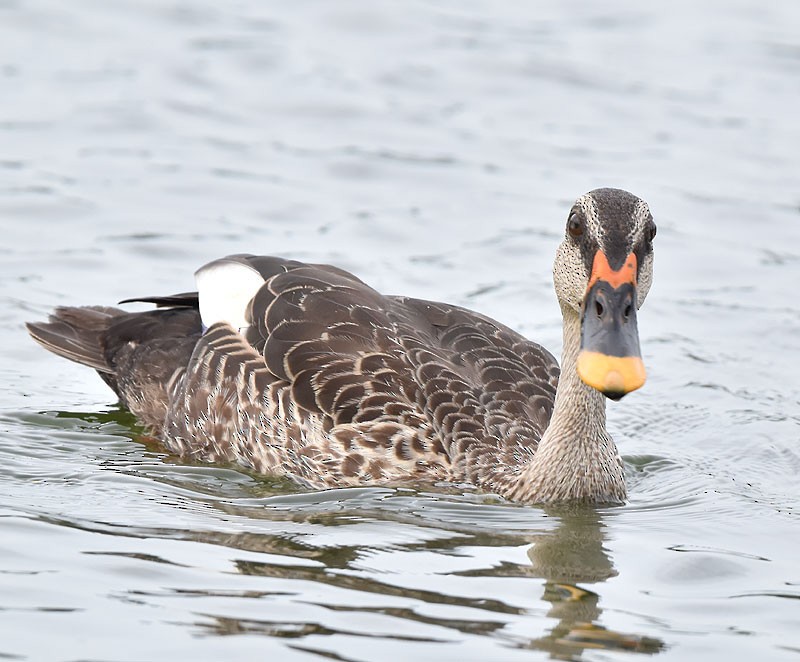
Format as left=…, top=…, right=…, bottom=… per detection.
left=50, top=407, right=664, bottom=656
left=525, top=506, right=663, bottom=658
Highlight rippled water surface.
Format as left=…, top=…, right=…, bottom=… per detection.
left=2, top=1, right=799, bottom=660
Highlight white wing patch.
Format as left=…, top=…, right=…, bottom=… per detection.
left=195, top=258, right=265, bottom=333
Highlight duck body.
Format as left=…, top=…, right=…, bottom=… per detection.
left=28, top=188, right=655, bottom=504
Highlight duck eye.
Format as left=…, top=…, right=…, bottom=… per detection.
left=567, top=214, right=584, bottom=239
left=647, top=221, right=657, bottom=243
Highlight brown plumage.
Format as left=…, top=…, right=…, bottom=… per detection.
left=27, top=188, right=656, bottom=503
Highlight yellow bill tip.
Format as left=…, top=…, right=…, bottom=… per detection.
left=577, top=351, right=646, bottom=398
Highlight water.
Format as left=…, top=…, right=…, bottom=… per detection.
left=1, top=1, right=799, bottom=660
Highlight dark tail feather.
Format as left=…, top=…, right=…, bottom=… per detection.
left=26, top=306, right=123, bottom=373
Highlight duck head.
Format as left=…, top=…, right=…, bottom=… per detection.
left=553, top=188, right=656, bottom=400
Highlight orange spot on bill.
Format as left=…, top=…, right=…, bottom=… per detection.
left=588, top=251, right=637, bottom=290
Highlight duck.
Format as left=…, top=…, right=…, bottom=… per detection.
left=26, top=187, right=656, bottom=504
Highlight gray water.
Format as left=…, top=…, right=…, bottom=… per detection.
left=1, top=1, right=799, bottom=660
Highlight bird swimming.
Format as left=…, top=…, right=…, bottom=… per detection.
left=27, top=188, right=655, bottom=504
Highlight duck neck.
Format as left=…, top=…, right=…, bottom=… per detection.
left=510, top=303, right=626, bottom=503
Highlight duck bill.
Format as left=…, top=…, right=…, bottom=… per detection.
left=577, top=250, right=646, bottom=400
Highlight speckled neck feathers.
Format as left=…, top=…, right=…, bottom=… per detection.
left=508, top=303, right=625, bottom=503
